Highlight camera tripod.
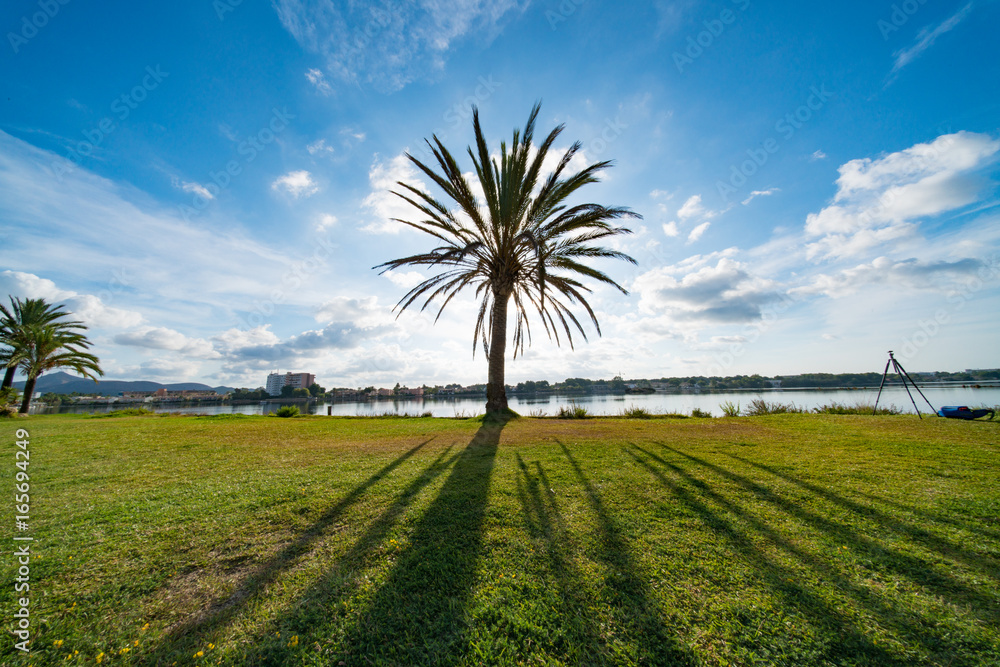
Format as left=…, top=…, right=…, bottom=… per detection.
left=873, top=351, right=936, bottom=419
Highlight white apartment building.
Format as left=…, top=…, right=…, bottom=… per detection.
left=266, top=372, right=316, bottom=397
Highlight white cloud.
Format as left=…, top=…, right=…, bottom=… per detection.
left=340, top=128, right=366, bottom=143
left=314, top=296, right=393, bottom=328
left=118, top=358, right=203, bottom=380
left=650, top=189, right=673, bottom=200
left=804, top=132, right=1000, bottom=259
left=0, top=270, right=145, bottom=329
left=213, top=326, right=281, bottom=354
left=272, top=170, right=320, bottom=198
left=677, top=194, right=708, bottom=221
left=114, top=326, right=220, bottom=358
left=662, top=221, right=679, bottom=238
left=791, top=256, right=988, bottom=299
left=316, top=214, right=337, bottom=232
left=633, top=257, right=784, bottom=336
left=362, top=153, right=428, bottom=234
left=305, top=68, right=333, bottom=95
left=383, top=270, right=425, bottom=289
left=811, top=150, right=827, bottom=161
left=687, top=222, right=711, bottom=244
left=891, top=2, right=974, bottom=74
left=273, top=0, right=529, bottom=92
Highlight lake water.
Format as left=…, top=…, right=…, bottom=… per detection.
left=42, top=386, right=1000, bottom=418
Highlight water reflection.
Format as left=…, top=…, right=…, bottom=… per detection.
left=36, top=386, right=1000, bottom=418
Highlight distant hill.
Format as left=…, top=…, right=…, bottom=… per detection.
left=13, top=372, right=234, bottom=396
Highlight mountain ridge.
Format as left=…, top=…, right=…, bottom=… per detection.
left=12, top=371, right=235, bottom=396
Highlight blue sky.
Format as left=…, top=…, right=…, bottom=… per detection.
left=1, top=0, right=998, bottom=389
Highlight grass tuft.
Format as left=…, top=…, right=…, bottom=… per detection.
left=744, top=397, right=804, bottom=416
left=92, top=408, right=155, bottom=418
left=720, top=400, right=741, bottom=417
left=556, top=402, right=590, bottom=419
left=620, top=405, right=653, bottom=419
left=813, top=401, right=903, bottom=415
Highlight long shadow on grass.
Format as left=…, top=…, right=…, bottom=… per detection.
left=642, top=445, right=997, bottom=663
left=723, top=451, right=1000, bottom=591
left=556, top=441, right=698, bottom=665
left=143, top=438, right=434, bottom=661
left=319, top=418, right=505, bottom=665
left=514, top=454, right=613, bottom=664
left=851, top=489, right=1000, bottom=543
left=627, top=445, right=907, bottom=665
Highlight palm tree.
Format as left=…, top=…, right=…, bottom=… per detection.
left=376, top=104, right=639, bottom=414
left=1, top=297, right=87, bottom=389
left=17, top=325, right=103, bottom=413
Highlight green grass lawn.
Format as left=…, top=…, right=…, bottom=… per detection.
left=2, top=413, right=998, bottom=666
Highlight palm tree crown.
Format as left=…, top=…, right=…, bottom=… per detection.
left=376, top=104, right=639, bottom=413
left=16, top=325, right=103, bottom=413
left=1, top=297, right=87, bottom=389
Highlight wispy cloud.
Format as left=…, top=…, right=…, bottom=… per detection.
left=315, top=213, right=338, bottom=232
left=741, top=188, right=779, bottom=206
left=687, top=222, right=711, bottom=244
left=891, top=2, right=974, bottom=74
left=177, top=180, right=214, bottom=200
left=307, top=139, right=334, bottom=156
left=305, top=68, right=333, bottom=95
left=273, top=0, right=530, bottom=92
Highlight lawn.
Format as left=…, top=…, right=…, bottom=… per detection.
left=2, top=413, right=998, bottom=666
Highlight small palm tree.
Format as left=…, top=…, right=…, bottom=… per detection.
left=17, top=325, right=103, bottom=413
left=376, top=104, right=639, bottom=414
left=1, top=297, right=86, bottom=389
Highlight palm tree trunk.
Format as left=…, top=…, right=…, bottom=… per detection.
left=2, top=366, right=14, bottom=390
left=485, top=292, right=510, bottom=414
left=19, top=375, right=37, bottom=414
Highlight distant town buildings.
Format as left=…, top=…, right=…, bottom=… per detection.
left=266, top=372, right=316, bottom=397
left=122, top=388, right=219, bottom=400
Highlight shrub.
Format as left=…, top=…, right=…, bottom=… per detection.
left=0, top=387, right=20, bottom=417
left=527, top=409, right=548, bottom=418
left=720, top=400, right=741, bottom=417
left=557, top=402, right=590, bottom=419
left=744, top=398, right=803, bottom=416
left=94, top=408, right=154, bottom=418
left=813, top=401, right=902, bottom=416
left=691, top=407, right=714, bottom=418
left=275, top=406, right=300, bottom=418
left=621, top=405, right=653, bottom=419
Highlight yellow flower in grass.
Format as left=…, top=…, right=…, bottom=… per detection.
left=96, top=653, right=104, bottom=663
left=141, top=623, right=150, bottom=631
left=208, top=643, right=215, bottom=650
left=53, top=640, right=64, bottom=648
left=287, top=635, right=299, bottom=648
left=194, top=650, right=204, bottom=658
left=134, top=640, right=140, bottom=647
left=119, top=647, right=130, bottom=655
